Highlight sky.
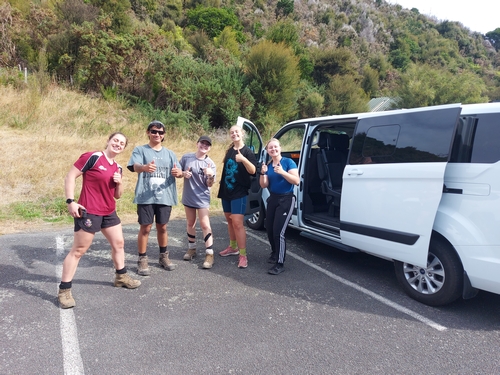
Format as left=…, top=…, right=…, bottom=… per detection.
left=387, top=0, right=498, bottom=35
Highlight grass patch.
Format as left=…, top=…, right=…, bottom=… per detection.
left=2, top=198, right=72, bottom=222
left=0, top=81, right=232, bottom=234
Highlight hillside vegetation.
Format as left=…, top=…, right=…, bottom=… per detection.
left=1, top=0, right=499, bottom=133
left=1, top=0, right=499, bottom=232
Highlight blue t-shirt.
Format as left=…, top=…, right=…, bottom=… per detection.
left=265, top=157, right=297, bottom=194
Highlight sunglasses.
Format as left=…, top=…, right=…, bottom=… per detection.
left=150, top=130, right=165, bottom=135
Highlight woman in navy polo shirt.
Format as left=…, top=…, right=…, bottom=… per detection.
left=260, top=138, right=300, bottom=275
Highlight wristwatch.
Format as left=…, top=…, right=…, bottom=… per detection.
left=66, top=198, right=74, bottom=204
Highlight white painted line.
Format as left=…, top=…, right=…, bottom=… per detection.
left=246, top=231, right=448, bottom=332
left=56, top=236, right=85, bottom=374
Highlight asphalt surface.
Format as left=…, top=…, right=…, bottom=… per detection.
left=1, top=216, right=500, bottom=374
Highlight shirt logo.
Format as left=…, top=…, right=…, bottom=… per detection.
left=99, top=165, right=107, bottom=171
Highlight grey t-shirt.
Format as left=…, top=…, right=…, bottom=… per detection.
left=127, top=145, right=179, bottom=205
left=179, top=152, right=216, bottom=209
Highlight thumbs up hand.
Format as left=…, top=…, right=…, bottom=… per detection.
left=235, top=148, right=245, bottom=163
left=274, top=162, right=282, bottom=175
left=183, top=166, right=193, bottom=179
left=171, top=163, right=183, bottom=178
left=144, top=160, right=156, bottom=173
left=113, top=171, right=122, bottom=184
left=261, top=162, right=268, bottom=175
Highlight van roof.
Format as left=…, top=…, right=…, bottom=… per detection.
left=284, top=102, right=500, bottom=126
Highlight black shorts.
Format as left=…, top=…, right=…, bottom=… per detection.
left=137, top=204, right=172, bottom=225
left=74, top=210, right=121, bottom=233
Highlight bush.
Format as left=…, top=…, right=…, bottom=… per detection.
left=245, top=40, right=300, bottom=130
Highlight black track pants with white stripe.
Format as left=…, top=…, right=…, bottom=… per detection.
left=266, top=193, right=295, bottom=265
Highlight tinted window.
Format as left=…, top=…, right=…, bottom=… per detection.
left=470, top=113, right=500, bottom=163
left=350, top=108, right=458, bottom=164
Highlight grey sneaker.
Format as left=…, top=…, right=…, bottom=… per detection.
left=137, top=255, right=150, bottom=276
left=114, top=273, right=141, bottom=288
left=159, top=252, right=177, bottom=271
left=58, top=288, right=76, bottom=309
left=202, top=253, right=214, bottom=269
left=183, top=248, right=197, bottom=261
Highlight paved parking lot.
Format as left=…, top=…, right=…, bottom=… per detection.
left=1, top=216, right=500, bottom=374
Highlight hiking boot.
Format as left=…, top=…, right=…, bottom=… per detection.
left=114, top=273, right=141, bottom=288
left=238, top=255, right=248, bottom=268
left=137, top=255, right=150, bottom=276
left=58, top=288, right=76, bottom=309
left=159, top=252, right=177, bottom=270
left=183, top=248, right=197, bottom=261
left=219, top=246, right=239, bottom=257
left=202, top=253, right=214, bottom=269
left=268, top=263, right=285, bottom=275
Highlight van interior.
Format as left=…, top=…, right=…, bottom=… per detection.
left=300, top=122, right=356, bottom=231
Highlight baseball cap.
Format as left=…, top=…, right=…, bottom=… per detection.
left=147, top=120, right=165, bottom=131
left=198, top=135, right=212, bottom=145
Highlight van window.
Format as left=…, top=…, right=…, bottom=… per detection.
left=470, top=113, right=500, bottom=163
left=242, top=123, right=262, bottom=158
left=275, top=125, right=305, bottom=166
left=350, top=110, right=455, bottom=165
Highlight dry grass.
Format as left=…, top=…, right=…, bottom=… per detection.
left=0, top=84, right=231, bottom=234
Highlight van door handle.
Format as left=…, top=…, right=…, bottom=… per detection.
left=347, top=169, right=363, bottom=176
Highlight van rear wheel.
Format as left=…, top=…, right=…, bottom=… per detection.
left=394, top=239, right=463, bottom=306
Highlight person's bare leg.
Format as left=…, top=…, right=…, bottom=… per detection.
left=61, top=230, right=95, bottom=282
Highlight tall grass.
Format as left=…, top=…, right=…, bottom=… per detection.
left=0, top=75, right=229, bottom=234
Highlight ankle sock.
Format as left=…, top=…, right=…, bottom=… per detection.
left=59, top=281, right=72, bottom=290
left=230, top=240, right=237, bottom=249
left=116, top=267, right=127, bottom=274
left=239, top=248, right=247, bottom=256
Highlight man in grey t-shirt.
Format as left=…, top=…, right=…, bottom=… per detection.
left=127, top=121, right=183, bottom=276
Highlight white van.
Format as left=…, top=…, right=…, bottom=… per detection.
left=239, top=102, right=500, bottom=306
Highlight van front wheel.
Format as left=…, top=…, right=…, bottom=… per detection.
left=394, top=239, right=463, bottom=306
left=245, top=203, right=265, bottom=230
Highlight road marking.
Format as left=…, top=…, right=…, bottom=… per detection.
left=246, top=231, right=448, bottom=332
left=56, top=236, right=85, bottom=374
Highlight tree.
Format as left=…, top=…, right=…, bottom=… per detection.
left=311, top=47, right=359, bottom=86
left=275, top=0, right=293, bottom=19
left=394, top=63, right=488, bottom=108
left=245, top=40, right=300, bottom=129
left=214, top=26, right=241, bottom=58
left=299, top=90, right=324, bottom=118
left=361, top=65, right=379, bottom=98
left=389, top=35, right=420, bottom=71
left=88, top=0, right=132, bottom=34
left=266, top=19, right=299, bottom=50
left=324, top=74, right=368, bottom=115
left=186, top=6, right=241, bottom=39
left=71, top=15, right=134, bottom=90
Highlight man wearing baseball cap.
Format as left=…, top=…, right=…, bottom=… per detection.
left=127, top=121, right=183, bottom=276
